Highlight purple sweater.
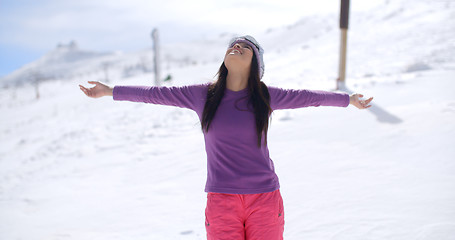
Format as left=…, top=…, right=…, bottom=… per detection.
left=113, top=84, right=349, bottom=194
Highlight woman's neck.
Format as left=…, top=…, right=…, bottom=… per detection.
left=226, top=71, right=248, bottom=92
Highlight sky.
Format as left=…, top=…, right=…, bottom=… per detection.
left=0, top=0, right=385, bottom=77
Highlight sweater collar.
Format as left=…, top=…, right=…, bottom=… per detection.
left=225, top=87, right=248, bottom=96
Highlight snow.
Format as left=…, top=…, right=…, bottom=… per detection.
left=1, top=0, right=455, bottom=239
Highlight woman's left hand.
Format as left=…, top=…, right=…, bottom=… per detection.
left=349, top=94, right=373, bottom=109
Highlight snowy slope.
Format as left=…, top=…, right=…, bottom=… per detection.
left=0, top=37, right=226, bottom=88
left=1, top=0, right=455, bottom=239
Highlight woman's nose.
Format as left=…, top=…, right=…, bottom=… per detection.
left=233, top=43, right=241, bottom=49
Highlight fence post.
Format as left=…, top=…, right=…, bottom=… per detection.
left=151, top=28, right=161, bottom=86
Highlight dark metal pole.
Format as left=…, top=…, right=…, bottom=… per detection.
left=340, top=0, right=350, bottom=29
left=338, top=0, right=350, bottom=90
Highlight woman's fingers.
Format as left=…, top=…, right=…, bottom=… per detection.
left=362, top=97, right=373, bottom=108
left=79, top=84, right=94, bottom=97
left=79, top=85, right=88, bottom=94
left=87, top=81, right=98, bottom=85
left=363, top=97, right=373, bottom=108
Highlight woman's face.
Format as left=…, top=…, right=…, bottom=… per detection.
left=224, top=42, right=254, bottom=72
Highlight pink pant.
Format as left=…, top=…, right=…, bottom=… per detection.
left=205, top=189, right=284, bottom=240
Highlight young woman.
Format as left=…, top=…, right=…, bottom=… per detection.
left=80, top=35, right=373, bottom=240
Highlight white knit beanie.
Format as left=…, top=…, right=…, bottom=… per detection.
left=228, top=35, right=265, bottom=79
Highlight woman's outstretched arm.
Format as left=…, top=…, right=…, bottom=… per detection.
left=268, top=86, right=373, bottom=111
left=79, top=81, right=208, bottom=112
left=79, top=81, right=113, bottom=98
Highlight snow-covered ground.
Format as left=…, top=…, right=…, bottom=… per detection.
left=1, top=0, right=454, bottom=239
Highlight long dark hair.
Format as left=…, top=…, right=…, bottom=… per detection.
left=201, top=53, right=271, bottom=147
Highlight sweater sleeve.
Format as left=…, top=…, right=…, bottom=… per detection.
left=113, top=84, right=208, bottom=111
left=268, top=86, right=350, bottom=110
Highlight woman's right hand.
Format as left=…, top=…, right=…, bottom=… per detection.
left=79, top=81, right=113, bottom=98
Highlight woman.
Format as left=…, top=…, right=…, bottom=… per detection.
left=80, top=35, right=373, bottom=240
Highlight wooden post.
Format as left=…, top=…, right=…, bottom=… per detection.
left=338, top=0, right=350, bottom=90
left=151, top=28, right=161, bottom=86
left=338, top=29, right=348, bottom=90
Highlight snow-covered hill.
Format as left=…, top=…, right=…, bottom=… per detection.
left=1, top=0, right=454, bottom=239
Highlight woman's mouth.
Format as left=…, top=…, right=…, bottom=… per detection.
left=229, top=49, right=241, bottom=55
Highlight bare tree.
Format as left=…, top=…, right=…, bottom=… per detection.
left=28, top=70, right=45, bottom=100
